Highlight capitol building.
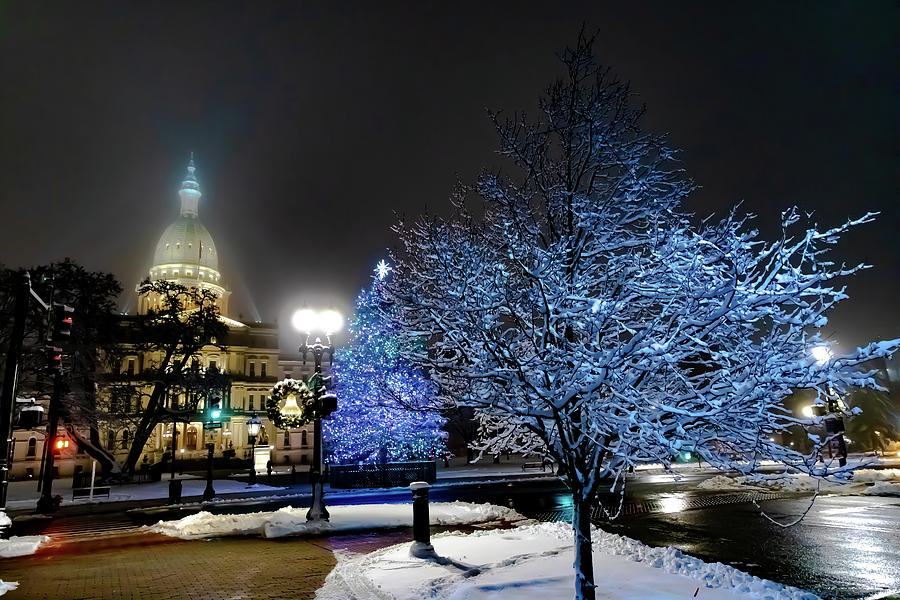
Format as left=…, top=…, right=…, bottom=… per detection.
left=10, top=158, right=316, bottom=480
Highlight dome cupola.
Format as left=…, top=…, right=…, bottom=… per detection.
left=139, top=155, right=230, bottom=315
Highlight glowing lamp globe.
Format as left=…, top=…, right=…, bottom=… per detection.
left=281, top=394, right=302, bottom=416
left=811, top=346, right=832, bottom=365
left=292, top=309, right=317, bottom=334
left=319, top=310, right=344, bottom=335
left=801, top=405, right=814, bottom=418
left=247, top=415, right=261, bottom=437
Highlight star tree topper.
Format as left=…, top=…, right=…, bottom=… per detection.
left=375, top=259, right=392, bottom=280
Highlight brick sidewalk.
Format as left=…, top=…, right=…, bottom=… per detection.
left=1, top=533, right=345, bottom=600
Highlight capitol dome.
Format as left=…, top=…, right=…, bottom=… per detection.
left=139, top=156, right=230, bottom=315
left=152, top=215, right=219, bottom=272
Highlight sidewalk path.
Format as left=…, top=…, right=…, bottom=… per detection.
left=1, top=532, right=339, bottom=600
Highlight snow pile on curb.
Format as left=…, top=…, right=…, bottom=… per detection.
left=0, top=535, right=51, bottom=558
left=316, top=521, right=819, bottom=600
left=0, top=580, right=18, bottom=597
left=697, top=469, right=900, bottom=496
left=147, top=501, right=528, bottom=540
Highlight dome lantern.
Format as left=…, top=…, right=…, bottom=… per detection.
left=179, top=153, right=202, bottom=217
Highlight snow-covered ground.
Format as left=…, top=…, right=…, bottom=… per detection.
left=697, top=469, right=900, bottom=496
left=147, top=501, right=528, bottom=540
left=4, top=478, right=283, bottom=511
left=0, top=535, right=50, bottom=558
left=0, top=580, right=18, bottom=597
left=316, top=521, right=819, bottom=600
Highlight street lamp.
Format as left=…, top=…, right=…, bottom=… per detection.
left=811, top=345, right=833, bottom=365
left=247, top=414, right=261, bottom=486
left=292, top=308, right=342, bottom=522
left=810, top=344, right=847, bottom=467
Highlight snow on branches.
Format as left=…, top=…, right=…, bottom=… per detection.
left=384, top=31, right=898, bottom=541
left=383, top=33, right=897, bottom=599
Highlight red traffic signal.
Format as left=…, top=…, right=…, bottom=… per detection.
left=52, top=303, right=74, bottom=340
left=46, top=346, right=63, bottom=372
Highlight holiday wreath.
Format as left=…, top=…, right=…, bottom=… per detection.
left=267, top=378, right=316, bottom=429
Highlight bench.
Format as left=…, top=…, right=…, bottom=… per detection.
left=522, top=460, right=553, bottom=472
left=72, top=486, right=110, bottom=500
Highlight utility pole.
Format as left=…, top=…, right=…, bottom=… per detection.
left=35, top=372, right=62, bottom=513
left=0, top=273, right=31, bottom=512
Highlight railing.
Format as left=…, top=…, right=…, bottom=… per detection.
left=329, top=461, right=437, bottom=489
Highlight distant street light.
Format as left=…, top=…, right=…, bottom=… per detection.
left=811, top=345, right=833, bottom=365
left=247, top=414, right=261, bottom=486
left=809, top=344, right=846, bottom=466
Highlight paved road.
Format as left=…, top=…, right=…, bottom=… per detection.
left=8, top=474, right=900, bottom=600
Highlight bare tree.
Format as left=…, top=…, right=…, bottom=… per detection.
left=112, top=279, right=227, bottom=477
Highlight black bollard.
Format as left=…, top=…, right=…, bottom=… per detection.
left=409, top=481, right=434, bottom=557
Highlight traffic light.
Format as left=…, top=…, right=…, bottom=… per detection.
left=46, top=346, right=63, bottom=372
left=52, top=303, right=74, bottom=340
left=208, top=396, right=222, bottom=421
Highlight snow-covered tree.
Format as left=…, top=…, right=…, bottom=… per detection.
left=324, top=262, right=446, bottom=465
left=385, top=34, right=899, bottom=600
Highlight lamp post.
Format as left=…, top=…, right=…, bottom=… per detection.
left=292, top=308, right=342, bottom=522
left=247, top=414, right=261, bottom=486
left=202, top=393, right=223, bottom=502
left=811, top=345, right=847, bottom=467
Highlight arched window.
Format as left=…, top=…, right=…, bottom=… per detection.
left=120, top=430, right=130, bottom=449
left=283, top=431, right=291, bottom=449
left=301, top=430, right=308, bottom=446
left=107, top=430, right=116, bottom=450
left=26, top=437, right=36, bottom=457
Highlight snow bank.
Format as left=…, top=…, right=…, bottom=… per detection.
left=316, top=521, right=819, bottom=600
left=0, top=581, right=18, bottom=597
left=0, top=511, right=10, bottom=529
left=697, top=469, right=900, bottom=496
left=147, top=501, right=528, bottom=540
left=0, top=535, right=51, bottom=558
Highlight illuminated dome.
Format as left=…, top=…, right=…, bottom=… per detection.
left=152, top=215, right=219, bottom=272
left=139, top=156, right=230, bottom=315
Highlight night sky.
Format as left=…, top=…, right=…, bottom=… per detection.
left=1, top=2, right=897, bottom=353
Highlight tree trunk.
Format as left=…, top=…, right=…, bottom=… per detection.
left=65, top=423, right=121, bottom=476
left=572, top=492, right=595, bottom=600
left=123, top=391, right=164, bottom=477
left=123, top=417, right=157, bottom=477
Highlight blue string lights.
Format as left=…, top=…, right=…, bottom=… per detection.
left=324, top=262, right=446, bottom=464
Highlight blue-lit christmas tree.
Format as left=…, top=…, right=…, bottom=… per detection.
left=324, top=261, right=446, bottom=464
